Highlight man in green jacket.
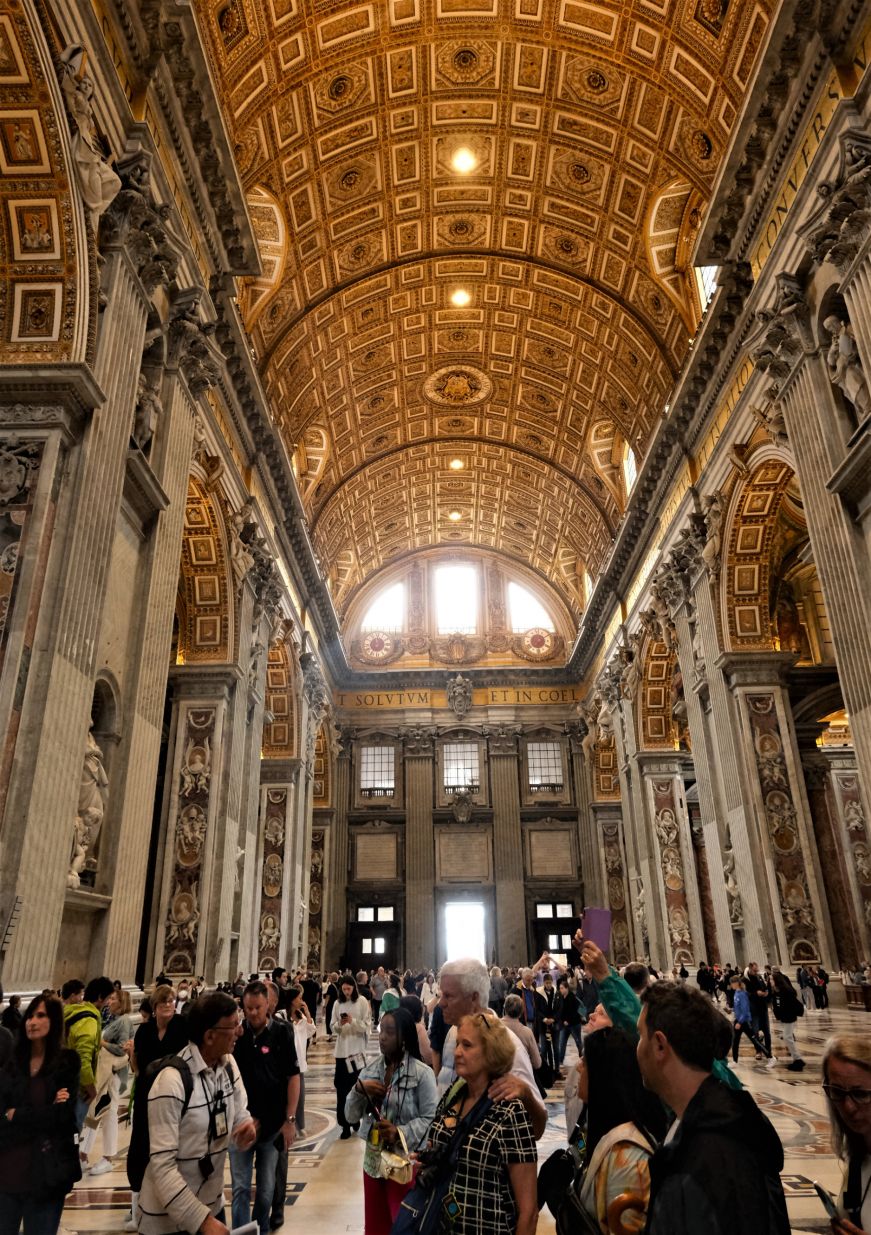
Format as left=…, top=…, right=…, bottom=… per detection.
left=63, top=975, right=114, bottom=1146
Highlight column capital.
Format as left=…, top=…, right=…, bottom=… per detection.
left=169, top=662, right=243, bottom=700
left=0, top=364, right=105, bottom=444
left=260, top=758, right=302, bottom=785
left=716, top=650, right=797, bottom=688
left=403, top=724, right=437, bottom=756
left=634, top=751, right=694, bottom=776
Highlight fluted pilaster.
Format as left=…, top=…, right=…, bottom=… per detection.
left=489, top=735, right=526, bottom=962
left=404, top=748, right=436, bottom=969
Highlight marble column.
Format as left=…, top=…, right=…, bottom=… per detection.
left=255, top=764, right=299, bottom=972
left=672, top=596, right=736, bottom=965
left=404, top=729, right=436, bottom=970
left=488, top=727, right=527, bottom=962
left=609, top=683, right=667, bottom=965
left=774, top=348, right=871, bottom=813
left=567, top=725, right=601, bottom=905
left=801, top=752, right=869, bottom=967
left=719, top=652, right=836, bottom=968
left=592, top=804, right=634, bottom=965
left=325, top=734, right=351, bottom=968
left=1, top=246, right=148, bottom=987
left=689, top=808, right=720, bottom=965
left=638, top=755, right=704, bottom=971
left=99, top=374, right=198, bottom=981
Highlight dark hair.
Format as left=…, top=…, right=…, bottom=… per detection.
left=84, top=976, right=114, bottom=1004
left=622, top=963, right=650, bottom=994
left=389, top=974, right=401, bottom=991
left=381, top=1008, right=421, bottom=1061
left=187, top=991, right=238, bottom=1046
left=287, top=984, right=303, bottom=1005
left=272, top=967, right=286, bottom=982
left=17, top=995, right=65, bottom=1072
left=338, top=973, right=359, bottom=1001
left=61, top=979, right=84, bottom=1000
left=641, top=981, right=719, bottom=1071
left=400, top=994, right=423, bottom=1024
left=584, top=1026, right=667, bottom=1163
left=243, top=980, right=269, bottom=1003
left=139, top=997, right=153, bottom=1018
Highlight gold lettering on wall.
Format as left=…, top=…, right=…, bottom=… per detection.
left=334, top=685, right=585, bottom=709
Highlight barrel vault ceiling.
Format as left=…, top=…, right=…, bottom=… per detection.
left=195, top=0, right=773, bottom=621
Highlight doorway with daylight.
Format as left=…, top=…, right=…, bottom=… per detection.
left=443, top=900, right=486, bottom=965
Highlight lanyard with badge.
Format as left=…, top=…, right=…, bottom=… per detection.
left=198, top=1070, right=228, bottom=1179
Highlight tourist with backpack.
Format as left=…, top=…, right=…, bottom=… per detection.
left=137, top=991, right=256, bottom=1235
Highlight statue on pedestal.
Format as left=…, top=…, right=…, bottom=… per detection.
left=67, top=727, right=109, bottom=889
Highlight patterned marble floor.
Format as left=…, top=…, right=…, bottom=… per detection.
left=63, top=1004, right=866, bottom=1234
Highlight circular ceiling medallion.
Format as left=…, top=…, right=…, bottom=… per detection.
left=520, top=627, right=555, bottom=659
left=424, top=365, right=492, bottom=407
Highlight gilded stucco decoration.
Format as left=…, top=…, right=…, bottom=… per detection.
left=191, top=0, right=772, bottom=612
left=722, top=458, right=798, bottom=651
left=262, top=640, right=298, bottom=758
left=177, top=477, right=234, bottom=663
left=637, top=635, right=677, bottom=750
left=0, top=3, right=86, bottom=363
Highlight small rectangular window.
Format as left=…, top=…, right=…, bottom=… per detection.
left=528, top=741, right=563, bottom=792
left=536, top=903, right=554, bottom=919
left=361, top=938, right=372, bottom=954
left=374, top=937, right=385, bottom=954
left=561, top=934, right=573, bottom=949
left=377, top=906, right=394, bottom=922
left=358, top=907, right=374, bottom=922
left=436, top=564, right=478, bottom=634
left=360, top=745, right=395, bottom=796
left=556, top=903, right=573, bottom=919
left=443, top=742, right=480, bottom=792
left=548, top=933, right=560, bottom=949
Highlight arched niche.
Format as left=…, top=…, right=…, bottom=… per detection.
left=262, top=639, right=299, bottom=759
left=175, top=474, right=235, bottom=663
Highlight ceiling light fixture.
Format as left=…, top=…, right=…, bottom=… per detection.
left=451, top=146, right=477, bottom=174
left=450, top=289, right=471, bottom=307
left=448, top=510, right=462, bottom=521
left=449, top=458, right=465, bottom=470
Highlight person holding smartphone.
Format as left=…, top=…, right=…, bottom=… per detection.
left=330, top=974, right=371, bottom=1139
left=821, top=1034, right=871, bottom=1234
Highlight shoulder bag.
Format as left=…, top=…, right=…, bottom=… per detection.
left=390, top=1088, right=492, bottom=1235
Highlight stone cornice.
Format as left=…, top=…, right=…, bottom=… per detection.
left=698, top=0, right=865, bottom=264
left=716, top=650, right=798, bottom=688
left=99, top=0, right=258, bottom=275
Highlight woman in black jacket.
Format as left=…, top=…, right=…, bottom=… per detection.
left=0, top=993, right=81, bottom=1235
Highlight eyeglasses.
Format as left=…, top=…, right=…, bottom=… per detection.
left=823, top=1084, right=871, bottom=1106
left=467, top=1012, right=498, bottom=1031
left=210, top=1022, right=239, bottom=1036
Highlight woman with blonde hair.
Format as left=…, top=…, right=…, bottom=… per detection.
left=413, top=1010, right=537, bottom=1235
left=822, top=1034, right=871, bottom=1233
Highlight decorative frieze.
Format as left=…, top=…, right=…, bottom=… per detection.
left=649, top=778, right=694, bottom=967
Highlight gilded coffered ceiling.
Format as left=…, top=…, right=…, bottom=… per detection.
left=195, top=0, right=773, bottom=618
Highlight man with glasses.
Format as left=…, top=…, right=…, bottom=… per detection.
left=636, top=981, right=789, bottom=1235
left=138, top=991, right=257, bottom=1235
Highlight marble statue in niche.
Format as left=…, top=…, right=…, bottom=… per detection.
left=58, top=45, right=121, bottom=230
left=824, top=313, right=871, bottom=420
left=67, top=727, right=109, bottom=889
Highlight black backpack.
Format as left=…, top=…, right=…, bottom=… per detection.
left=126, top=1055, right=194, bottom=1190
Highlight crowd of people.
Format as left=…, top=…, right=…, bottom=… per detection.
left=0, top=950, right=865, bottom=1235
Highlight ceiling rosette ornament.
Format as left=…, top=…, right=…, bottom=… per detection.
left=423, top=365, right=492, bottom=407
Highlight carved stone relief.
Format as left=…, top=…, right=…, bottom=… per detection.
left=258, top=787, right=287, bottom=975
left=164, top=707, right=216, bottom=973
left=0, top=439, right=41, bottom=677
left=746, top=694, right=820, bottom=962
left=307, top=828, right=325, bottom=969
left=649, top=778, right=694, bottom=965
left=601, top=818, right=631, bottom=965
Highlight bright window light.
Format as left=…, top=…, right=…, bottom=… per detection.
left=584, top=569, right=593, bottom=604
left=508, top=581, right=555, bottom=633
left=444, top=902, right=485, bottom=964
left=435, top=563, right=477, bottom=634
left=695, top=266, right=718, bottom=311
left=361, top=581, right=404, bottom=632
left=623, top=445, right=638, bottom=493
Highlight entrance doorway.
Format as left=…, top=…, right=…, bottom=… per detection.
left=444, top=901, right=486, bottom=964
